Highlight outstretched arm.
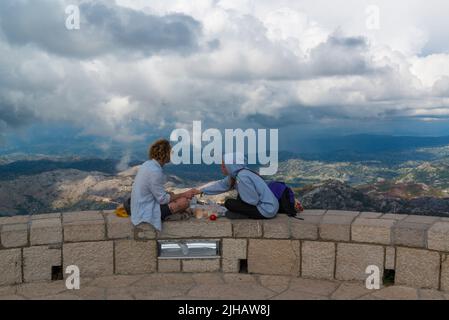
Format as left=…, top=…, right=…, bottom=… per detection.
left=189, top=177, right=232, bottom=196
left=169, top=190, right=196, bottom=201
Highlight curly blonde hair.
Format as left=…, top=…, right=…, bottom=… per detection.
left=149, top=139, right=172, bottom=164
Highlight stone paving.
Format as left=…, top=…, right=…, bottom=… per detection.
left=1, top=273, right=448, bottom=300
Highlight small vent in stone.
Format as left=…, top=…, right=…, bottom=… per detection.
left=383, top=269, right=395, bottom=286
left=239, top=259, right=248, bottom=274
left=51, top=266, right=63, bottom=281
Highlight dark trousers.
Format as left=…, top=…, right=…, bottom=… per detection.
left=160, top=204, right=172, bottom=220
left=224, top=188, right=296, bottom=219
left=224, top=197, right=268, bottom=219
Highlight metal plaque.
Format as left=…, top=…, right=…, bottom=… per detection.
left=157, top=240, right=221, bottom=259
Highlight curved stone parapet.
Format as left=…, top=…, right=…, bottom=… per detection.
left=1, top=210, right=449, bottom=292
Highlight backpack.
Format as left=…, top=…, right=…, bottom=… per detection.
left=267, top=181, right=298, bottom=216
left=234, top=168, right=304, bottom=220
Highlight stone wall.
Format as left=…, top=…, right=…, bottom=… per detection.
left=1, top=210, right=449, bottom=291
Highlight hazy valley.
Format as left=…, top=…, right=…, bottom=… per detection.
left=2, top=136, right=449, bottom=217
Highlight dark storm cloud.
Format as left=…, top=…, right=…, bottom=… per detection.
left=306, top=34, right=374, bottom=77
left=245, top=106, right=324, bottom=128
left=0, top=0, right=202, bottom=59
left=0, top=100, right=36, bottom=129
left=246, top=102, right=377, bottom=128
left=188, top=33, right=376, bottom=82
left=0, top=0, right=446, bottom=143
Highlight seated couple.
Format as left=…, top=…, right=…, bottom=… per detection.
left=131, top=139, right=300, bottom=231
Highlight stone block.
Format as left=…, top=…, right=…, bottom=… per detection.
left=105, top=213, right=133, bottom=239
left=359, top=212, right=383, bottom=219
left=31, top=213, right=61, bottom=220
left=441, top=255, right=449, bottom=292
left=63, top=241, right=114, bottom=277
left=263, top=215, right=290, bottom=239
left=222, top=259, right=241, bottom=273
left=403, top=215, right=440, bottom=224
left=0, top=216, right=30, bottom=225
left=319, top=215, right=354, bottom=241
left=222, top=239, right=247, bottom=273
left=427, top=222, right=449, bottom=252
left=326, top=210, right=360, bottom=218
left=0, top=249, right=22, bottom=286
left=222, top=238, right=247, bottom=260
left=381, top=214, right=407, bottom=220
left=290, top=215, right=320, bottom=240
left=336, top=243, right=384, bottom=281
left=114, top=240, right=157, bottom=275
left=392, top=221, right=429, bottom=248
left=30, top=218, right=62, bottom=245
left=182, top=259, right=220, bottom=272
left=300, top=210, right=326, bottom=216
left=23, top=246, right=61, bottom=282
left=301, top=241, right=335, bottom=280
left=158, top=219, right=232, bottom=239
left=248, top=240, right=300, bottom=276
left=63, top=214, right=105, bottom=242
left=62, top=211, right=104, bottom=222
left=232, top=220, right=262, bottom=238
left=158, top=259, right=181, bottom=273
left=351, top=218, right=396, bottom=245
left=134, top=223, right=157, bottom=240
left=395, top=247, right=440, bottom=289
left=1, top=223, right=28, bottom=248
left=385, top=247, right=396, bottom=270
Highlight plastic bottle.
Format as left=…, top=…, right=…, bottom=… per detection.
left=190, top=197, right=198, bottom=210
left=210, top=204, right=227, bottom=218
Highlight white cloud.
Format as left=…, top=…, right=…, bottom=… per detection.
left=1, top=0, right=449, bottom=142
left=411, top=54, right=449, bottom=87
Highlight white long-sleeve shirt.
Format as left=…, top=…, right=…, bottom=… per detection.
left=130, top=160, right=171, bottom=230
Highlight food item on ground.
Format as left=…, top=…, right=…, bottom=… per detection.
left=193, top=204, right=227, bottom=220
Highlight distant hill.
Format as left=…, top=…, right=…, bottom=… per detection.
left=293, top=135, right=449, bottom=164
left=296, top=180, right=449, bottom=217
left=300, top=134, right=449, bottom=154
left=0, top=159, right=121, bottom=180
left=0, top=166, right=190, bottom=216
left=2, top=135, right=449, bottom=216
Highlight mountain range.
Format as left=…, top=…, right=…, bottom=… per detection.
left=1, top=134, right=449, bottom=217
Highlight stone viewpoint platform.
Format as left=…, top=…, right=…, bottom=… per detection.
left=2, top=273, right=449, bottom=300
left=1, top=210, right=449, bottom=296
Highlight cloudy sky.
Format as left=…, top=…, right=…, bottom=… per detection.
left=1, top=0, right=449, bottom=153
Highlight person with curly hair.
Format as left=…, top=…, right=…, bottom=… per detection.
left=130, top=139, right=195, bottom=230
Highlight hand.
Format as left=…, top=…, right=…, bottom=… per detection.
left=182, top=189, right=196, bottom=200
left=183, top=189, right=202, bottom=200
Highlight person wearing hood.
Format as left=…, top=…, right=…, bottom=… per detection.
left=192, top=153, right=279, bottom=219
